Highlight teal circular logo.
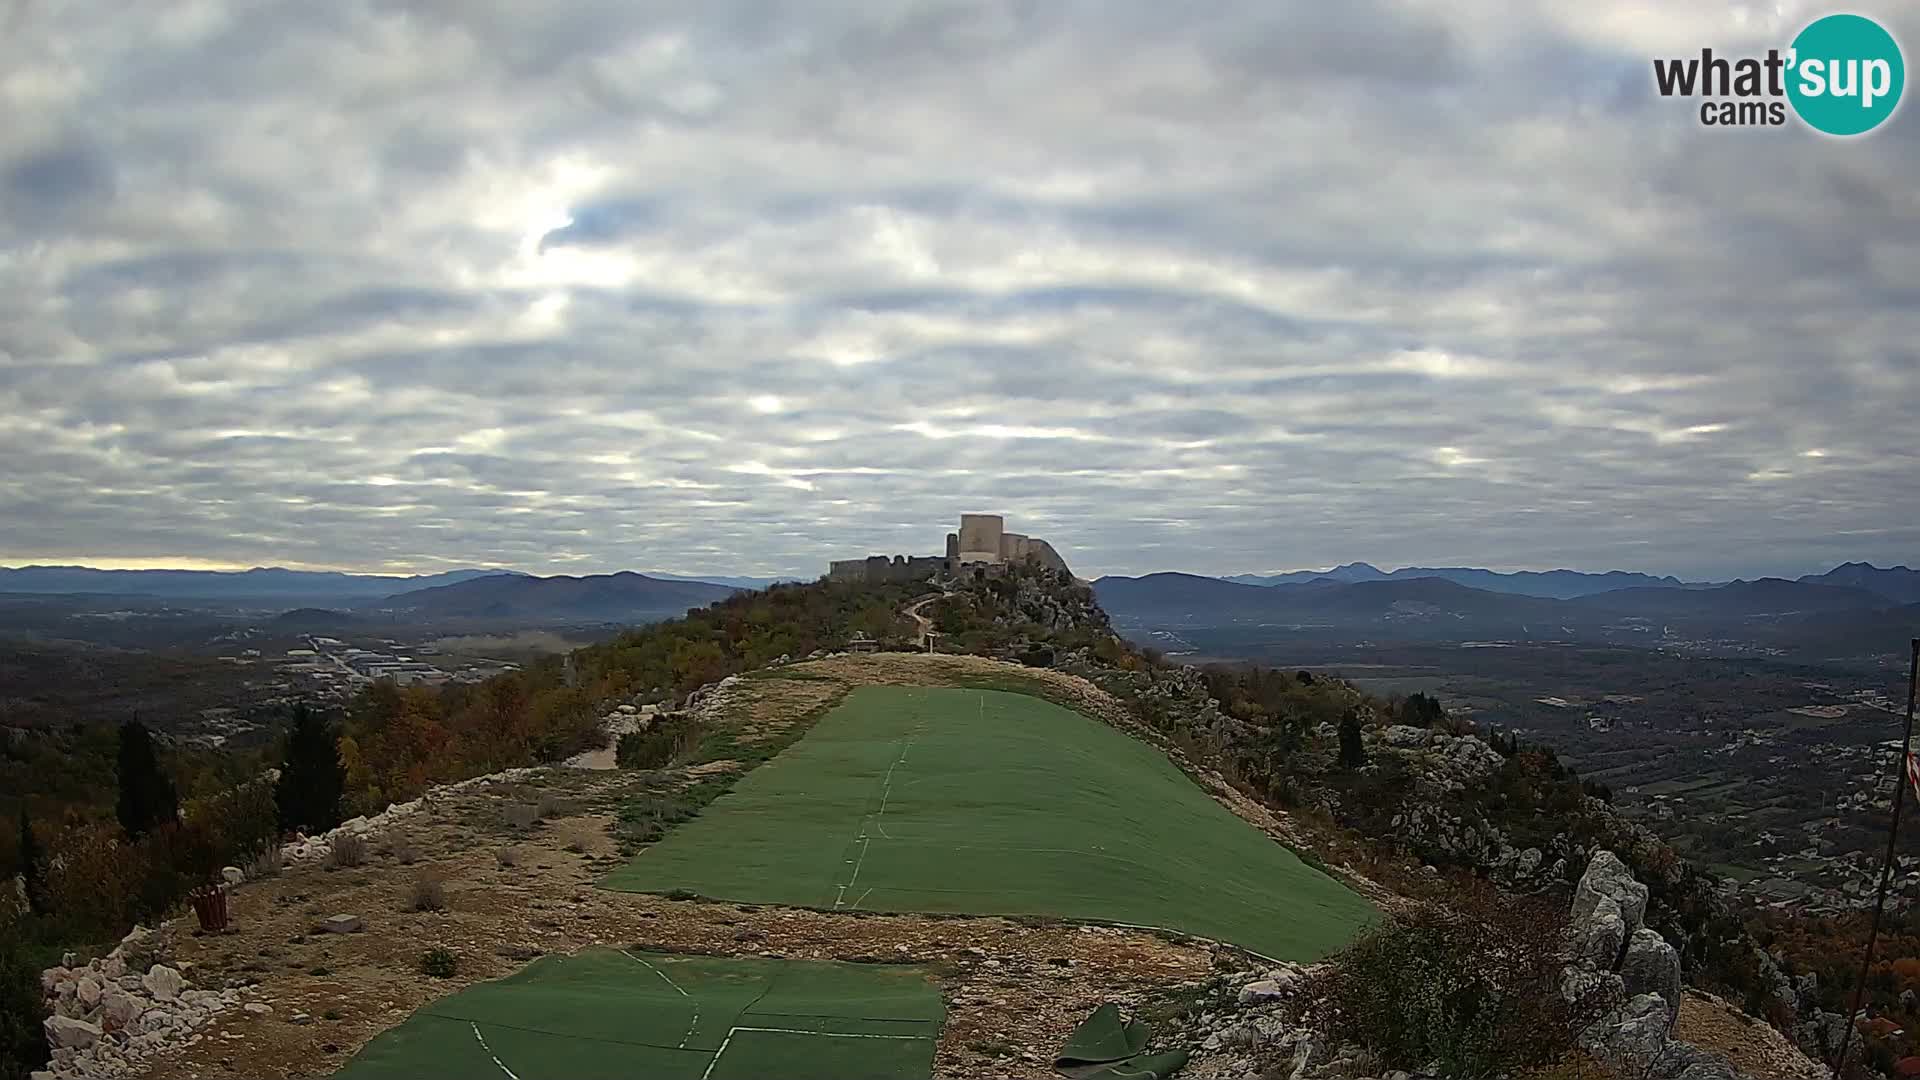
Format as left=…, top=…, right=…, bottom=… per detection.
left=1787, top=14, right=1905, bottom=136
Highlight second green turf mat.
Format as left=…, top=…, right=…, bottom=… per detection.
left=331, top=949, right=944, bottom=1080
left=603, top=685, right=1375, bottom=961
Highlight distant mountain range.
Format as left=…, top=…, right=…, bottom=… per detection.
left=373, top=572, right=738, bottom=621
left=0, top=565, right=785, bottom=605
left=1798, top=562, right=1920, bottom=605
left=1095, top=568, right=1918, bottom=656
left=0, top=565, right=516, bottom=601
left=643, top=572, right=803, bottom=591
left=1222, top=561, right=1920, bottom=604
left=1223, top=562, right=1690, bottom=598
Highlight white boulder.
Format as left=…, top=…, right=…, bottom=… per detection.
left=142, top=964, right=185, bottom=1001
left=45, top=1015, right=102, bottom=1049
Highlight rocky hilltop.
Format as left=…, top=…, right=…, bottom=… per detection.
left=23, top=567, right=1833, bottom=1080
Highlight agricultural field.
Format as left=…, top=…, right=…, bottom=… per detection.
left=605, top=685, right=1375, bottom=961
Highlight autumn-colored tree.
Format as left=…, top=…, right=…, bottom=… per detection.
left=341, top=680, right=450, bottom=811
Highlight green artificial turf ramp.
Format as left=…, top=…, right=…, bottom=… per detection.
left=331, top=949, right=943, bottom=1080
left=604, top=685, right=1375, bottom=960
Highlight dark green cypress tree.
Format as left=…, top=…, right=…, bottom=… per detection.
left=275, top=705, right=345, bottom=835
left=115, top=720, right=179, bottom=838
left=16, top=808, right=42, bottom=915
left=1337, top=710, right=1367, bottom=769
left=0, top=937, right=51, bottom=1079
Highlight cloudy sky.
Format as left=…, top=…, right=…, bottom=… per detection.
left=2, top=1, right=1916, bottom=581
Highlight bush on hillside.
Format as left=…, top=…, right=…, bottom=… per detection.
left=408, top=871, right=446, bottom=912
left=1309, top=886, right=1615, bottom=1079
left=187, top=777, right=280, bottom=868
left=40, top=821, right=145, bottom=936
left=420, top=946, right=457, bottom=978
left=0, top=938, right=50, bottom=1080
left=326, top=833, right=367, bottom=869
left=615, top=716, right=704, bottom=770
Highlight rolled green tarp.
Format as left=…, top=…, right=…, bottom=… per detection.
left=1054, top=1002, right=1189, bottom=1080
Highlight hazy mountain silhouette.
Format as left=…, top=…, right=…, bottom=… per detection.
left=1224, top=564, right=1686, bottom=598
left=375, top=571, right=738, bottom=621
left=0, top=565, right=515, bottom=601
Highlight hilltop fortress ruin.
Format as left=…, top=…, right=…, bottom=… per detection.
left=826, top=513, right=1071, bottom=584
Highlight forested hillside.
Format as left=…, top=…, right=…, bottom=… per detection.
left=0, top=566, right=1881, bottom=1077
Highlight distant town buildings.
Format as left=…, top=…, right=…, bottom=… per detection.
left=826, top=513, right=1071, bottom=584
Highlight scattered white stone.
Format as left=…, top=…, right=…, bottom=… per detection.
left=141, top=965, right=185, bottom=1002
left=324, top=914, right=364, bottom=934
left=101, top=991, right=144, bottom=1031
left=1237, top=979, right=1289, bottom=1005
left=45, top=1015, right=102, bottom=1050
left=1383, top=724, right=1434, bottom=748
left=244, top=1002, right=273, bottom=1015
left=221, top=866, right=245, bottom=886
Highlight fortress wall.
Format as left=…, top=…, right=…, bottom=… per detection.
left=828, top=559, right=869, bottom=581
left=1025, top=538, right=1070, bottom=576
left=831, top=554, right=945, bottom=583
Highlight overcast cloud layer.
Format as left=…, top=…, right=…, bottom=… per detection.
left=2, top=1, right=1917, bottom=580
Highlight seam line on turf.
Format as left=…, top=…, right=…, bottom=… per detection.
left=469, top=1022, right=522, bottom=1080
left=623, top=950, right=701, bottom=1048
left=702, top=1018, right=930, bottom=1076
left=424, top=1014, right=707, bottom=1052
left=871, top=721, right=920, bottom=841
left=835, top=716, right=922, bottom=908
left=731, top=1025, right=927, bottom=1039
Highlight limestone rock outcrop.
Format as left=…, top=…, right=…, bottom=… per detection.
left=1565, top=851, right=1741, bottom=1079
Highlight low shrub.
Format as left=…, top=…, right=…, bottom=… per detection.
left=246, top=845, right=284, bottom=880
left=536, top=794, right=566, bottom=820
left=421, top=946, right=457, bottom=978
left=389, top=843, right=420, bottom=866
left=1308, top=884, right=1615, bottom=1079
left=408, top=872, right=446, bottom=913
left=615, top=716, right=705, bottom=770
left=326, top=833, right=367, bottom=869
left=614, top=777, right=732, bottom=847
left=502, top=804, right=538, bottom=830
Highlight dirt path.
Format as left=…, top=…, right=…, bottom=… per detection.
left=901, top=591, right=945, bottom=647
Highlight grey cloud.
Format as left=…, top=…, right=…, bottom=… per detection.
left=3, top=139, right=114, bottom=215
left=0, top=0, right=1916, bottom=580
